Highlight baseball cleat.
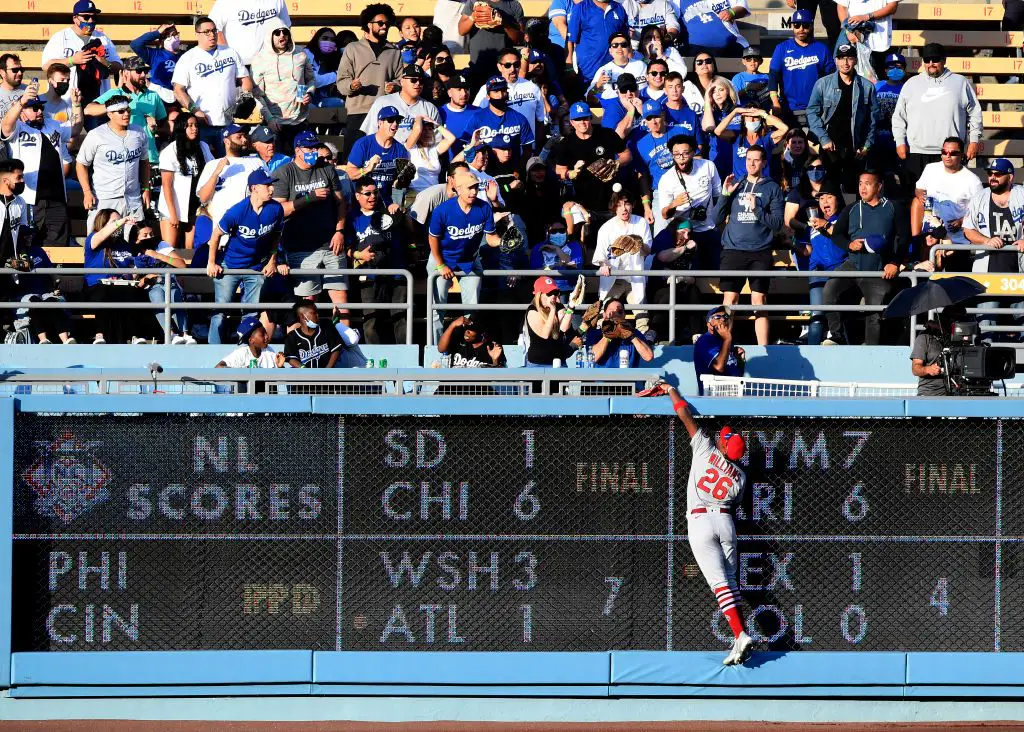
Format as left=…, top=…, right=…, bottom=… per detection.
left=733, top=632, right=754, bottom=665
left=723, top=632, right=754, bottom=666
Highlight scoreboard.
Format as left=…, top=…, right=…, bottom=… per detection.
left=11, top=413, right=1021, bottom=653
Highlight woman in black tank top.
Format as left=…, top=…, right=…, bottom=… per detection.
left=524, top=276, right=574, bottom=367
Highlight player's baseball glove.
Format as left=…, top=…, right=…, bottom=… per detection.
left=609, top=234, right=644, bottom=257
left=601, top=317, right=634, bottom=341
left=393, top=158, right=416, bottom=189
left=579, top=299, right=602, bottom=333
left=586, top=157, right=619, bottom=183
left=472, top=1, right=503, bottom=28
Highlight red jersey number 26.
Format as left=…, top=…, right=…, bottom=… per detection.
left=697, top=468, right=733, bottom=500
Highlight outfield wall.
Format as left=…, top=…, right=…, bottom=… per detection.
left=3, top=395, right=1024, bottom=700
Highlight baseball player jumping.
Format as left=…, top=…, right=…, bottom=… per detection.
left=668, top=385, right=754, bottom=666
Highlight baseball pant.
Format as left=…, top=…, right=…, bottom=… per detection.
left=688, top=511, right=739, bottom=592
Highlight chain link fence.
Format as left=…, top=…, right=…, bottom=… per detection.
left=9, top=412, right=1018, bottom=653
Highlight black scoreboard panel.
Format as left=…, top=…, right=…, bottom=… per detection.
left=9, top=413, right=1015, bottom=652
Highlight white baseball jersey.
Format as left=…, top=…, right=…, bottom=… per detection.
left=686, top=430, right=746, bottom=512
left=208, top=0, right=291, bottom=65
left=472, top=78, right=548, bottom=135
left=41, top=28, right=121, bottom=102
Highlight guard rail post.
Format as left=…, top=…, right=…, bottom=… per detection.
left=163, top=271, right=172, bottom=346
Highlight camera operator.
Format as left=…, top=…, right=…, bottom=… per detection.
left=910, top=319, right=946, bottom=396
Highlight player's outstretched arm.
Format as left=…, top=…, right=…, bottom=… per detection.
left=667, top=386, right=699, bottom=438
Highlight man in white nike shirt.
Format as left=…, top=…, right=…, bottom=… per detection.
left=472, top=48, right=547, bottom=140
left=891, top=42, right=982, bottom=185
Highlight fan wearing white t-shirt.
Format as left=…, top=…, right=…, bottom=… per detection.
left=587, top=34, right=649, bottom=102
left=41, top=2, right=122, bottom=104
left=196, top=124, right=268, bottom=243
left=472, top=49, right=548, bottom=137
left=171, top=16, right=251, bottom=153
left=594, top=190, right=654, bottom=303
left=836, top=0, right=899, bottom=54
left=216, top=314, right=283, bottom=368
left=912, top=138, right=983, bottom=251
left=208, top=0, right=291, bottom=66
left=404, top=116, right=458, bottom=193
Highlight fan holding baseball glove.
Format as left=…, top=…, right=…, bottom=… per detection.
left=469, top=0, right=504, bottom=29
left=583, top=298, right=655, bottom=367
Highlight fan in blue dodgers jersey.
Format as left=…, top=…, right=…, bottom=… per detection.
left=666, top=384, right=753, bottom=666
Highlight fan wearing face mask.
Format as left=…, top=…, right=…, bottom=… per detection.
left=871, top=51, right=906, bottom=177
left=1, top=86, right=74, bottom=246
left=41, top=0, right=122, bottom=109
left=728, top=107, right=788, bottom=180
left=130, top=23, right=186, bottom=106
left=41, top=63, right=82, bottom=148
left=303, top=28, right=346, bottom=108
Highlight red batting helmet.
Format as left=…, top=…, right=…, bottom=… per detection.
left=718, top=426, right=745, bottom=462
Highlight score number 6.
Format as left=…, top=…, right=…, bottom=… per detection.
left=697, top=467, right=734, bottom=500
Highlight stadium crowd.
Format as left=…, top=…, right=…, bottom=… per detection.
left=0, top=0, right=1021, bottom=368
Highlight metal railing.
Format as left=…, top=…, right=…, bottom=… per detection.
left=0, top=367, right=663, bottom=397
left=0, top=267, right=416, bottom=345
left=426, top=268, right=938, bottom=346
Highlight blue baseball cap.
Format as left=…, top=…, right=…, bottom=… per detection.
left=706, top=306, right=729, bottom=322
left=73, top=0, right=101, bottom=13
left=222, top=123, right=245, bottom=138
left=462, top=143, right=490, bottom=160
left=642, top=99, right=663, bottom=118
left=23, top=96, right=45, bottom=109
left=791, top=9, right=814, bottom=24
left=864, top=234, right=886, bottom=253
left=884, top=52, right=906, bottom=67
left=528, top=49, right=544, bottom=63
left=293, top=130, right=319, bottom=149
left=250, top=125, right=274, bottom=143
left=489, top=134, right=513, bottom=150
left=987, top=158, right=1015, bottom=175
left=236, top=314, right=264, bottom=344
left=486, top=76, right=508, bottom=92
left=247, top=168, right=275, bottom=187
left=377, top=105, right=401, bottom=121
left=569, top=101, right=592, bottom=120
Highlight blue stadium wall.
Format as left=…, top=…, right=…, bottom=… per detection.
left=4, top=393, right=1024, bottom=700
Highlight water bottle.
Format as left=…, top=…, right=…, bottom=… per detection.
left=575, top=347, right=584, bottom=369
left=618, top=347, right=629, bottom=369
left=585, top=346, right=595, bottom=369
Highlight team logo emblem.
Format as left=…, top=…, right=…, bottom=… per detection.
left=22, top=432, right=112, bottom=522
left=595, top=146, right=606, bottom=156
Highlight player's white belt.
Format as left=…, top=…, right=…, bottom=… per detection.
left=689, top=506, right=732, bottom=515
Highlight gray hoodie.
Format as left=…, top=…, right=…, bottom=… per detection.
left=891, top=68, right=982, bottom=155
